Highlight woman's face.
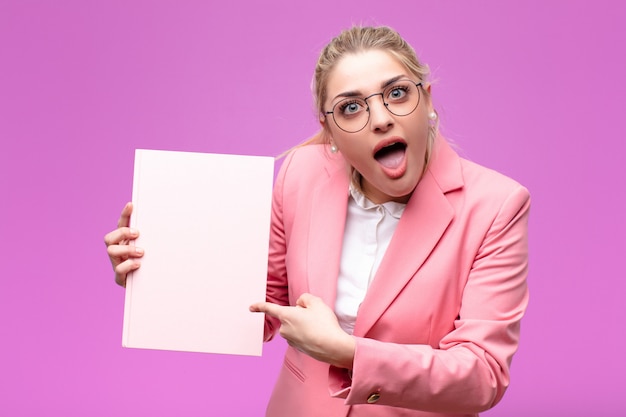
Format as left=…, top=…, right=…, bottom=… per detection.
left=323, top=49, right=432, bottom=204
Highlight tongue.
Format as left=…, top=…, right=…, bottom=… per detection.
left=376, top=147, right=405, bottom=169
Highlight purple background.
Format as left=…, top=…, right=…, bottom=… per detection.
left=1, top=1, right=624, bottom=415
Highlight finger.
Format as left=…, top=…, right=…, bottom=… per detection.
left=103, top=227, right=139, bottom=247
left=249, top=302, right=285, bottom=319
left=296, top=293, right=320, bottom=308
left=115, top=273, right=127, bottom=288
left=115, top=269, right=137, bottom=288
left=117, top=202, right=133, bottom=228
left=107, top=244, right=144, bottom=259
left=114, top=258, right=141, bottom=279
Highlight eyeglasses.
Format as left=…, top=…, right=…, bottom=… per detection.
left=324, top=80, right=423, bottom=133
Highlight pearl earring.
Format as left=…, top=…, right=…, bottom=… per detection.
left=428, top=111, right=437, bottom=120
left=330, top=143, right=338, bottom=153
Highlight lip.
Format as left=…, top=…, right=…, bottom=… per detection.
left=373, top=136, right=408, bottom=179
left=372, top=136, right=407, bottom=156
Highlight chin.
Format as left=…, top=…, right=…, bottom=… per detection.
left=385, top=182, right=419, bottom=203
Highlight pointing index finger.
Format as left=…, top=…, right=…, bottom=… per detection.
left=249, top=302, right=284, bottom=319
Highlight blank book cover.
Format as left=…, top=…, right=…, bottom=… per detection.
left=122, top=149, right=274, bottom=356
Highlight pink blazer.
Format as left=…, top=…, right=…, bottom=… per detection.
left=263, top=135, right=530, bottom=417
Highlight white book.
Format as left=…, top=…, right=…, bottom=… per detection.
left=122, top=149, right=274, bottom=356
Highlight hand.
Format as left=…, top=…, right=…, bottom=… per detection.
left=103, top=202, right=144, bottom=287
left=250, top=293, right=355, bottom=369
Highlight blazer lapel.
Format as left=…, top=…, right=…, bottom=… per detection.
left=353, top=137, right=464, bottom=336
left=306, top=157, right=351, bottom=308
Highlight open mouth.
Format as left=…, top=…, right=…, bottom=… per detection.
left=374, top=142, right=407, bottom=169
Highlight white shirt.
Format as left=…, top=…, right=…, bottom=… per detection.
left=334, top=185, right=406, bottom=334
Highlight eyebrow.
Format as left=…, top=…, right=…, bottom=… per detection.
left=331, top=75, right=407, bottom=102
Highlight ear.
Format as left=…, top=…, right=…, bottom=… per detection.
left=423, top=83, right=434, bottom=113
left=319, top=116, right=334, bottom=142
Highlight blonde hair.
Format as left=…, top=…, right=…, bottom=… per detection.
left=288, top=25, right=438, bottom=166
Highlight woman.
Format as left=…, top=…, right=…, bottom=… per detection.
left=105, top=26, right=530, bottom=417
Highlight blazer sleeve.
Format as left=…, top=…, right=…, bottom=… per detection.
left=262, top=151, right=295, bottom=342
left=329, top=184, right=531, bottom=414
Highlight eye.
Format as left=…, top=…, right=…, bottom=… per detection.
left=386, top=85, right=409, bottom=101
left=338, top=99, right=366, bottom=117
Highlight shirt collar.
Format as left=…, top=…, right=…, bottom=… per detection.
left=349, top=183, right=406, bottom=219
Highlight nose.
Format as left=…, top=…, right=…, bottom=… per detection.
left=365, top=93, right=394, bottom=132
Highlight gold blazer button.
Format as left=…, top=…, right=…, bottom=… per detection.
left=367, top=393, right=381, bottom=404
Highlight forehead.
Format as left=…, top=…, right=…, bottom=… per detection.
left=326, top=49, right=409, bottom=100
